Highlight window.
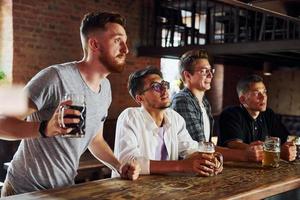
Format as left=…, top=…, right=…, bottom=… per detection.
left=160, top=58, right=181, bottom=97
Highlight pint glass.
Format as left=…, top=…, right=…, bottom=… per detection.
left=198, top=141, right=223, bottom=175
left=59, top=93, right=86, bottom=138
left=262, top=136, right=280, bottom=168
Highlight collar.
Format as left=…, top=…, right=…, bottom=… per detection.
left=140, top=107, right=172, bottom=133
left=183, top=87, right=210, bottom=109
left=240, top=104, right=261, bottom=122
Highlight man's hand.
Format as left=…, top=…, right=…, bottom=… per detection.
left=246, top=141, right=264, bottom=162
left=45, top=100, right=77, bottom=137
left=120, top=159, right=141, bottom=180
left=213, top=154, right=223, bottom=175
left=281, top=142, right=296, bottom=161
left=214, top=160, right=223, bottom=175
left=182, top=152, right=216, bottom=176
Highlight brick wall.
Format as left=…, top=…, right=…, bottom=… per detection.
left=266, top=69, right=300, bottom=116
left=10, top=0, right=160, bottom=118
left=5, top=0, right=300, bottom=120
left=222, top=64, right=300, bottom=116
left=222, top=64, right=256, bottom=108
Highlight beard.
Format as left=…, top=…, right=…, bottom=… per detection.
left=98, top=49, right=126, bottom=73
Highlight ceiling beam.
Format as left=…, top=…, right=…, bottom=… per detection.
left=138, top=39, right=300, bottom=58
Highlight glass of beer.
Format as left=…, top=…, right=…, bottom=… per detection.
left=262, top=136, right=280, bottom=168
left=59, top=93, right=86, bottom=138
left=198, top=141, right=223, bottom=176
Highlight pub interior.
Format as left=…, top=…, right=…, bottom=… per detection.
left=0, top=0, right=300, bottom=199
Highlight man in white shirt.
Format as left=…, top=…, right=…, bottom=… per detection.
left=113, top=66, right=222, bottom=176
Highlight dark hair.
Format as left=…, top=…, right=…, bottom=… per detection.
left=179, top=49, right=210, bottom=81
left=236, top=74, right=264, bottom=97
left=80, top=11, right=126, bottom=39
left=128, top=66, right=163, bottom=99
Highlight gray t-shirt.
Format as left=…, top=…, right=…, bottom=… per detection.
left=6, top=62, right=112, bottom=194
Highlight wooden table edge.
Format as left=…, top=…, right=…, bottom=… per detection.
left=224, top=177, right=300, bottom=200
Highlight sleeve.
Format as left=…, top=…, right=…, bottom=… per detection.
left=24, top=67, right=62, bottom=111
left=114, top=110, right=150, bottom=175
left=172, top=95, right=204, bottom=141
left=176, top=114, right=198, bottom=158
left=218, top=108, right=245, bottom=146
left=268, top=109, right=289, bottom=144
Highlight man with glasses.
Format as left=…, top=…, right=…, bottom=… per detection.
left=113, top=66, right=222, bottom=176
left=172, top=49, right=214, bottom=143
left=218, top=74, right=296, bottom=162
left=172, top=49, right=265, bottom=162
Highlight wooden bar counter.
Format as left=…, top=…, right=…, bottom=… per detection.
left=2, top=161, right=300, bottom=200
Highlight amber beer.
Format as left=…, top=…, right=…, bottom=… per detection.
left=198, top=142, right=223, bottom=175
left=262, top=150, right=280, bottom=167
left=262, top=137, right=280, bottom=168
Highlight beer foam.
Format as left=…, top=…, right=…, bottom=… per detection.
left=198, top=150, right=215, bottom=154
left=264, top=150, right=280, bottom=153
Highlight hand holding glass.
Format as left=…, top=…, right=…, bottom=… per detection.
left=198, top=141, right=223, bottom=176
left=59, top=94, right=86, bottom=138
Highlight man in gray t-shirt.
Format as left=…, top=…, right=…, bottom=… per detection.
left=0, top=12, right=140, bottom=197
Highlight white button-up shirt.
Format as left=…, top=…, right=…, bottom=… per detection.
left=113, top=107, right=198, bottom=176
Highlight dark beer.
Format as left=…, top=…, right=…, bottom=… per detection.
left=63, top=105, right=86, bottom=138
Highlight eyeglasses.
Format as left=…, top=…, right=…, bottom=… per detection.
left=193, top=68, right=215, bottom=76
left=141, top=80, right=170, bottom=94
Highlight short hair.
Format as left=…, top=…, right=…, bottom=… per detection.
left=80, top=12, right=126, bottom=52
left=236, top=74, right=264, bottom=97
left=128, top=66, right=163, bottom=99
left=179, top=49, right=210, bottom=81
left=80, top=11, right=126, bottom=39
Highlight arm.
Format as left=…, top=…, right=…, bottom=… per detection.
left=0, top=99, right=75, bottom=140
left=0, top=67, right=77, bottom=140
left=150, top=153, right=215, bottom=176
left=216, top=146, right=247, bottom=162
left=88, top=128, right=139, bottom=180
left=0, top=99, right=38, bottom=140
left=227, top=140, right=250, bottom=149
left=225, top=140, right=263, bottom=162
left=88, top=128, right=121, bottom=172
left=174, top=113, right=218, bottom=176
